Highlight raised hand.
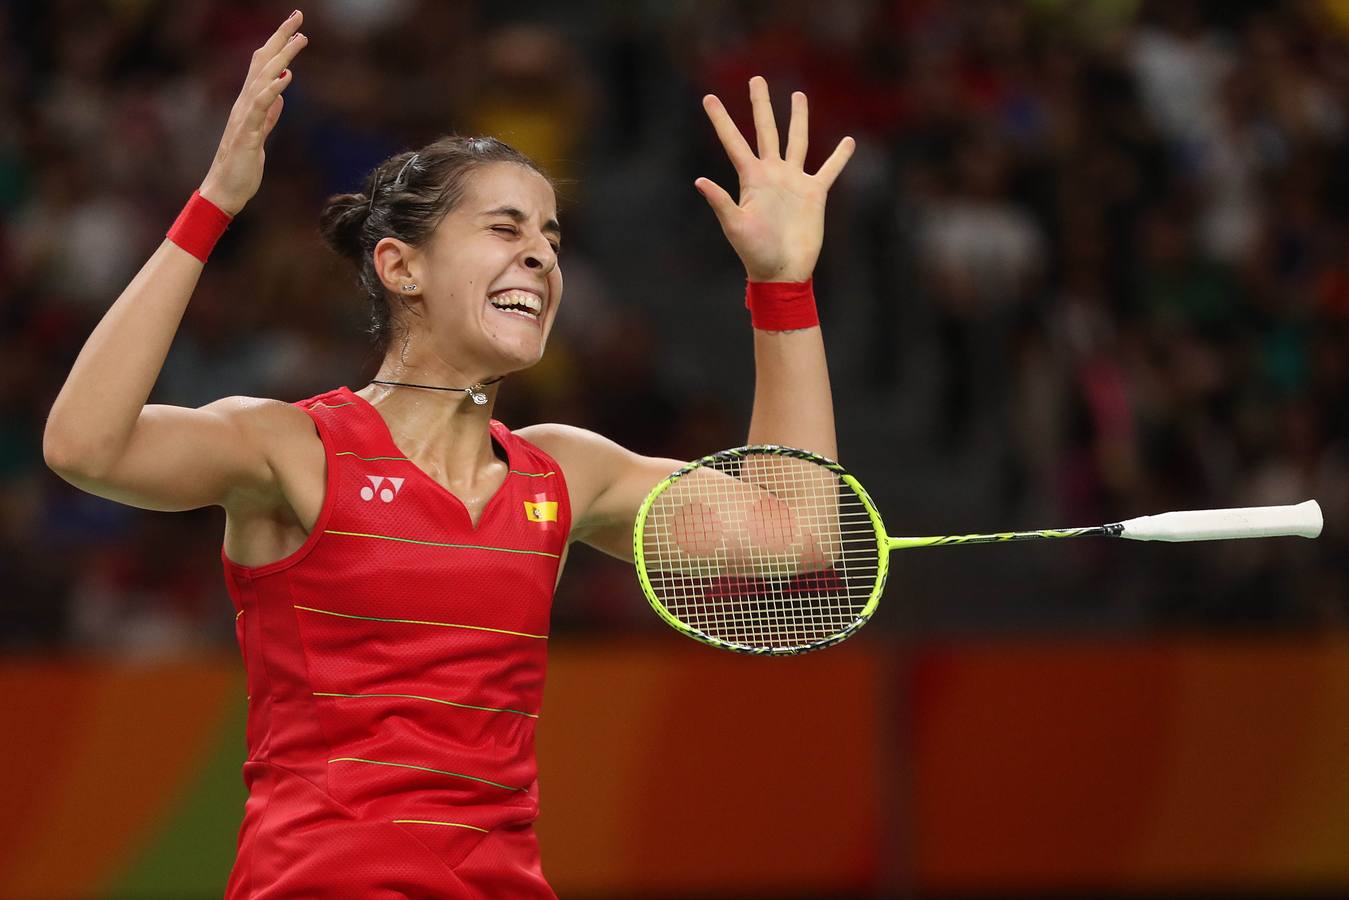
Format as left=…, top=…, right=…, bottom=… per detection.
left=198, top=11, right=308, bottom=215
left=696, top=76, right=855, bottom=283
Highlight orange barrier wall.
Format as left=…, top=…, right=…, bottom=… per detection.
left=0, top=641, right=883, bottom=898
left=536, top=642, right=883, bottom=895
left=912, top=639, right=1349, bottom=894
left=4, top=638, right=1349, bottom=897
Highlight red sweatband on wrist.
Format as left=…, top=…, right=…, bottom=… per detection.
left=167, top=191, right=232, bottom=262
left=745, top=278, right=819, bottom=331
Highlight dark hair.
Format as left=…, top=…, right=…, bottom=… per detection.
left=318, top=136, right=549, bottom=355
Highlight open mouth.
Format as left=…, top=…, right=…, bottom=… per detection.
left=488, top=289, right=543, bottom=321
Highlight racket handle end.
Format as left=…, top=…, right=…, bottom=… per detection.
left=1119, top=499, right=1323, bottom=542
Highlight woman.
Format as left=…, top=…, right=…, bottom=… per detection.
left=43, top=11, right=854, bottom=899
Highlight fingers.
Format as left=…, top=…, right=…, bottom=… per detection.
left=237, top=11, right=305, bottom=140
left=748, top=76, right=780, bottom=160
left=248, top=10, right=303, bottom=82
left=694, top=177, right=739, bottom=225
left=262, top=31, right=308, bottom=85
left=702, top=94, right=755, bottom=172
left=261, top=95, right=285, bottom=139
left=784, top=91, right=808, bottom=167
left=242, top=30, right=306, bottom=131
left=244, top=66, right=294, bottom=134
left=815, top=136, right=856, bottom=189
left=703, top=78, right=850, bottom=188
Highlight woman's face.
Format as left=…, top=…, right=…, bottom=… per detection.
left=410, top=162, right=563, bottom=375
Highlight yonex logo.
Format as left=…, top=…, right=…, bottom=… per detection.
left=360, top=475, right=405, bottom=503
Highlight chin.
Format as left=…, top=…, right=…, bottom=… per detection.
left=491, top=338, right=548, bottom=373
left=468, top=315, right=553, bottom=373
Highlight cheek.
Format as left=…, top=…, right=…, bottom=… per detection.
left=429, top=238, right=501, bottom=296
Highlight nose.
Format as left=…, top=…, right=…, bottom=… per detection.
left=523, top=243, right=557, bottom=274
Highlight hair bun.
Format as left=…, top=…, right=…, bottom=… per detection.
left=317, top=192, right=370, bottom=263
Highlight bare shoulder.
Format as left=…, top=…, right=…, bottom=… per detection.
left=517, top=422, right=684, bottom=558
left=515, top=422, right=620, bottom=509
left=209, top=395, right=322, bottom=510
left=211, top=394, right=317, bottom=462
left=210, top=394, right=312, bottom=436
left=205, top=396, right=327, bottom=565
left=515, top=421, right=615, bottom=462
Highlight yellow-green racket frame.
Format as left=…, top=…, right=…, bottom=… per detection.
left=632, top=445, right=889, bottom=656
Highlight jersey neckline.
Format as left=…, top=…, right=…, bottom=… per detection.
left=339, top=385, right=517, bottom=533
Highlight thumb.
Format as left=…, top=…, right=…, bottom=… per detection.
left=694, top=177, right=738, bottom=227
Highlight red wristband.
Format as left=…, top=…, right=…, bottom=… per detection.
left=167, top=191, right=232, bottom=262
left=745, top=278, right=819, bottom=330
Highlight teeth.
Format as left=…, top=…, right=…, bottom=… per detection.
left=488, top=290, right=542, bottom=316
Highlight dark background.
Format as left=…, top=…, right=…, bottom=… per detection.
left=6, top=0, right=1346, bottom=653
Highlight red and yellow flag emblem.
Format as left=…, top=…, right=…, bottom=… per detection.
left=523, top=497, right=558, bottom=523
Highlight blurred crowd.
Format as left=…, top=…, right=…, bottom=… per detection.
left=2, top=0, right=1347, bottom=655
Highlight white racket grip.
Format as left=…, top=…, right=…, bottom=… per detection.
left=1118, top=500, right=1323, bottom=542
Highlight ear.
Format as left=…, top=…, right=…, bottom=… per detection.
left=373, top=237, right=422, bottom=295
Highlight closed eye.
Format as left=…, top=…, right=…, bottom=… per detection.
left=493, top=224, right=560, bottom=254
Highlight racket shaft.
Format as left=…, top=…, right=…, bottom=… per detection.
left=888, top=527, right=1109, bottom=550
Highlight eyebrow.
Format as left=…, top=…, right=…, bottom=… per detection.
left=482, top=206, right=562, bottom=239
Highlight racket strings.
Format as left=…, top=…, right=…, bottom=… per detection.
left=641, top=452, right=881, bottom=652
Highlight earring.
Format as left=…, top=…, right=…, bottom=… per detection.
left=402, top=283, right=418, bottom=293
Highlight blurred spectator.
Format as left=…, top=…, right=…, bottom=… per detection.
left=916, top=126, right=1046, bottom=446
left=4, top=0, right=1348, bottom=651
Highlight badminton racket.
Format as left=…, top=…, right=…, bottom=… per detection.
left=632, top=445, right=1323, bottom=655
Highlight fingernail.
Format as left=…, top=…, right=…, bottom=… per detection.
left=290, top=9, right=300, bottom=17
left=278, top=68, right=290, bottom=79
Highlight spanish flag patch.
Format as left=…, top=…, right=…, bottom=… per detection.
left=523, top=497, right=558, bottom=523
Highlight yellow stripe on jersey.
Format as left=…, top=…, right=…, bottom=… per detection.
left=324, top=529, right=560, bottom=559
left=313, top=691, right=539, bottom=719
left=294, top=604, right=548, bottom=639
left=393, top=819, right=489, bottom=833
left=328, top=756, right=525, bottom=792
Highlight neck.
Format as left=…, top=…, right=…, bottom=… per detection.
left=359, top=364, right=506, bottom=471
left=372, top=351, right=504, bottom=398
left=370, top=376, right=503, bottom=404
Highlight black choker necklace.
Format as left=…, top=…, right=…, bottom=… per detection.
left=370, top=376, right=504, bottom=405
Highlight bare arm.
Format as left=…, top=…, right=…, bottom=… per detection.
left=747, top=326, right=836, bottom=458
left=43, top=13, right=308, bottom=510
left=522, top=424, right=840, bottom=571
left=696, top=78, right=854, bottom=459
left=524, top=78, right=855, bottom=561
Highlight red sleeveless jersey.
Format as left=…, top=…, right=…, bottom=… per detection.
left=221, top=386, right=569, bottom=899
